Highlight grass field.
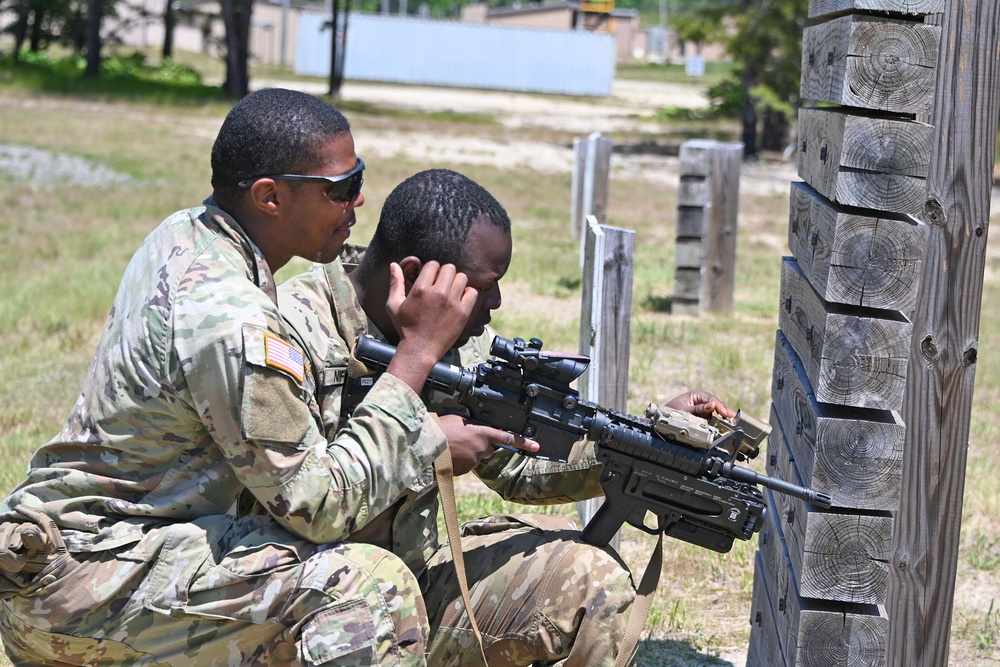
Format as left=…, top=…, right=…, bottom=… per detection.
left=0, top=57, right=998, bottom=665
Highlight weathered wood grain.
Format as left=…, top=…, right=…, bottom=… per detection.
left=747, top=551, right=790, bottom=667
left=779, top=258, right=913, bottom=410
left=797, top=107, right=933, bottom=216
left=757, top=484, right=891, bottom=665
left=702, top=142, right=742, bottom=314
left=677, top=138, right=717, bottom=177
left=673, top=267, right=701, bottom=306
left=674, top=238, right=704, bottom=269
left=808, top=0, right=943, bottom=19
left=759, top=488, right=798, bottom=662
left=771, top=330, right=904, bottom=510
left=797, top=608, right=889, bottom=666
left=788, top=182, right=928, bottom=314
left=887, top=2, right=1000, bottom=664
left=577, top=220, right=633, bottom=546
left=769, top=411, right=893, bottom=604
left=673, top=140, right=742, bottom=315
left=676, top=206, right=706, bottom=238
left=801, top=15, right=939, bottom=113
left=677, top=175, right=708, bottom=207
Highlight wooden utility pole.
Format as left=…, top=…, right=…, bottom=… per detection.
left=886, top=2, right=1000, bottom=665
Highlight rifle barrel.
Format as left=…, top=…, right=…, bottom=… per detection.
left=720, top=462, right=833, bottom=509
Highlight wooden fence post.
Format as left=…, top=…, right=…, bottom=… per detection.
left=571, top=133, right=614, bottom=265
left=576, top=215, right=635, bottom=550
left=673, top=139, right=743, bottom=315
left=745, top=0, right=979, bottom=664
left=887, top=3, right=1000, bottom=665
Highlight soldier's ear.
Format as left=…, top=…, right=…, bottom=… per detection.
left=397, top=256, right=423, bottom=292
left=248, top=178, right=281, bottom=216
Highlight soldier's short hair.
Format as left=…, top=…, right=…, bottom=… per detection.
left=211, top=88, right=351, bottom=209
left=364, top=169, right=511, bottom=269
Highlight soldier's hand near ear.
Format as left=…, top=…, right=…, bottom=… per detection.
left=384, top=260, right=479, bottom=395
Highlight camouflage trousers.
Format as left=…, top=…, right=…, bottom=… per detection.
left=423, top=513, right=637, bottom=667
left=0, top=513, right=635, bottom=666
left=0, top=514, right=427, bottom=666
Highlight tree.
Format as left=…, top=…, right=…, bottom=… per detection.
left=11, top=0, right=31, bottom=64
left=220, top=0, right=253, bottom=97
left=84, top=0, right=104, bottom=78
left=327, top=0, right=352, bottom=97
left=677, top=0, right=806, bottom=159
left=725, top=0, right=805, bottom=157
left=163, top=0, right=176, bottom=59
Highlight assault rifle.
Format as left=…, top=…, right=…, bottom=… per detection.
left=352, top=334, right=832, bottom=553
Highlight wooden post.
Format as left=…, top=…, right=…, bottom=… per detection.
left=673, top=139, right=742, bottom=315
left=747, top=0, right=958, bottom=665
left=576, top=215, right=635, bottom=550
left=887, top=2, right=1000, bottom=665
left=570, top=133, right=614, bottom=265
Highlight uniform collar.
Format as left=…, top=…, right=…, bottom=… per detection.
left=202, top=194, right=278, bottom=306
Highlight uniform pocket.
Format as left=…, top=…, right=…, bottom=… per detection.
left=143, top=516, right=235, bottom=617
left=299, top=597, right=379, bottom=666
left=241, top=323, right=312, bottom=444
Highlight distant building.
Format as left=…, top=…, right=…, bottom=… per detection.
left=460, top=1, right=641, bottom=60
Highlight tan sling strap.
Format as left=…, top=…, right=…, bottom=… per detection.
left=614, top=531, right=664, bottom=667
left=433, top=429, right=662, bottom=667
left=431, top=414, right=490, bottom=667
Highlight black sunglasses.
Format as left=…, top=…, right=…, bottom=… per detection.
left=238, top=158, right=365, bottom=202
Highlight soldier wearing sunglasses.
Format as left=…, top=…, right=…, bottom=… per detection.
left=278, top=168, right=734, bottom=667
left=0, top=88, right=522, bottom=666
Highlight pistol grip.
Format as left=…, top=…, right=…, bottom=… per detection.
left=581, top=500, right=629, bottom=547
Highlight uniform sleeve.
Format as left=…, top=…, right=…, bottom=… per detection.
left=473, top=438, right=605, bottom=503
left=174, top=268, right=446, bottom=545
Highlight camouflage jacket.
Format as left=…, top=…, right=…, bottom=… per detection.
left=278, top=257, right=604, bottom=577
left=0, top=200, right=446, bottom=553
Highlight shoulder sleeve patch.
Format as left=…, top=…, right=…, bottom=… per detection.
left=264, top=332, right=305, bottom=383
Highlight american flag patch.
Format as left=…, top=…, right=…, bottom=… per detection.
left=264, top=333, right=305, bottom=383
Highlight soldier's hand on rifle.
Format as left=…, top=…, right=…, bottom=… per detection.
left=436, top=413, right=539, bottom=475
left=664, top=390, right=735, bottom=420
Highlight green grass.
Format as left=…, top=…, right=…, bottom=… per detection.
left=0, top=50, right=229, bottom=103
left=617, top=59, right=736, bottom=88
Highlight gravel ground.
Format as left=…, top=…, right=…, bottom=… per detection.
left=0, top=143, right=134, bottom=186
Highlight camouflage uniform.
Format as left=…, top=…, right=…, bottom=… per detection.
left=279, top=257, right=638, bottom=667
left=0, top=201, right=443, bottom=665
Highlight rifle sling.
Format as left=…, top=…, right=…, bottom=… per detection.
left=432, top=414, right=489, bottom=667
left=615, top=529, right=663, bottom=667
left=433, top=415, right=660, bottom=667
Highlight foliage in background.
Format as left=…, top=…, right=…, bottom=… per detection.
left=0, top=49, right=227, bottom=102
left=663, top=0, right=806, bottom=156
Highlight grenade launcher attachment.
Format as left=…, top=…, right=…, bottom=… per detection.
left=352, top=334, right=832, bottom=553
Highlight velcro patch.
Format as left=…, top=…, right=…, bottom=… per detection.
left=264, top=332, right=305, bottom=383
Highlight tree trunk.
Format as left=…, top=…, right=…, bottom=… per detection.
left=328, top=0, right=351, bottom=98
left=73, top=3, right=87, bottom=54
left=221, top=0, right=253, bottom=97
left=28, top=3, right=45, bottom=52
left=84, top=0, right=105, bottom=78
left=163, top=0, right=176, bottom=59
left=328, top=0, right=341, bottom=97
left=741, top=65, right=758, bottom=160
left=761, top=109, right=790, bottom=152
left=12, top=0, right=30, bottom=64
